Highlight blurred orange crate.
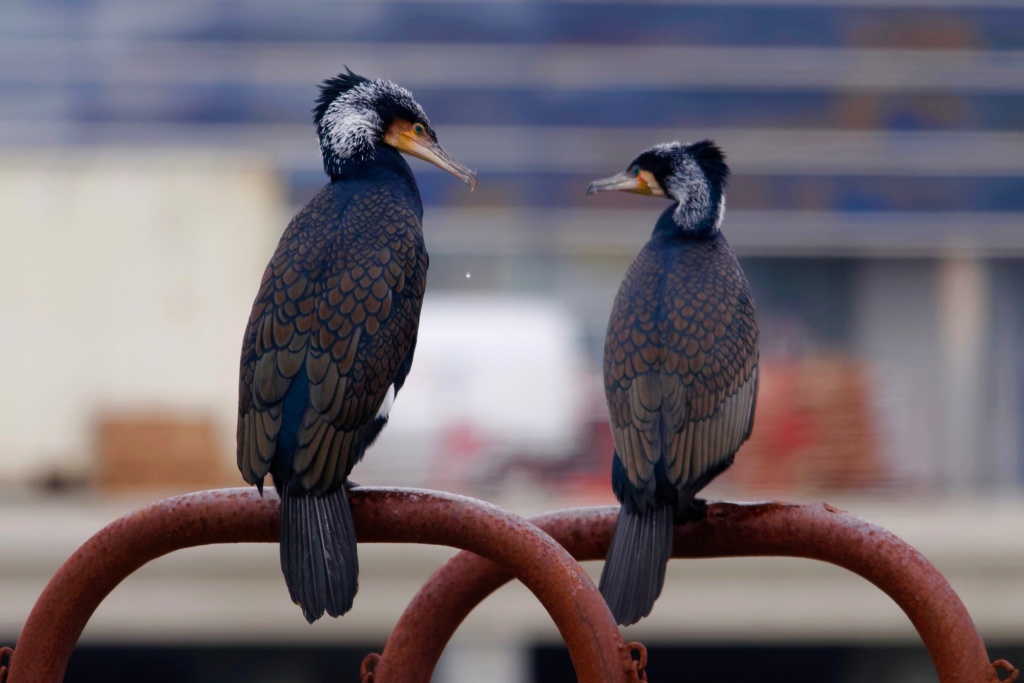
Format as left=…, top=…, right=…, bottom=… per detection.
left=95, top=414, right=230, bottom=493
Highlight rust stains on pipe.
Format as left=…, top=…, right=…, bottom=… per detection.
left=9, top=489, right=279, bottom=683
left=8, top=491, right=1014, bottom=683
left=348, top=489, right=637, bottom=683
left=376, top=501, right=1016, bottom=683
left=7, top=488, right=635, bottom=683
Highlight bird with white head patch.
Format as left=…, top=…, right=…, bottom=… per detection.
left=237, top=68, right=476, bottom=623
left=588, top=140, right=759, bottom=626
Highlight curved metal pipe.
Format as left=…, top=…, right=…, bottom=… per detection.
left=376, top=501, right=1018, bottom=683
left=8, top=488, right=636, bottom=683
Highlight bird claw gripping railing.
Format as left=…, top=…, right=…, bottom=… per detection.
left=3, top=487, right=1019, bottom=683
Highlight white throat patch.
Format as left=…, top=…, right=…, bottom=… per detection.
left=669, top=156, right=714, bottom=230
left=714, top=194, right=726, bottom=231
left=376, top=383, right=396, bottom=420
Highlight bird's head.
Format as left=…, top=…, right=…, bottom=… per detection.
left=587, top=140, right=729, bottom=234
left=313, top=68, right=477, bottom=189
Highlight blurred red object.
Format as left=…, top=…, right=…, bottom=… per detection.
left=722, top=355, right=884, bottom=494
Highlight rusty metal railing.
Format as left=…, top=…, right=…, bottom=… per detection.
left=371, top=501, right=1019, bottom=683
left=3, top=488, right=1018, bottom=683
left=6, top=488, right=637, bottom=683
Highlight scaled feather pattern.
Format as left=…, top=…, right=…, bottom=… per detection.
left=237, top=69, right=435, bottom=623
left=595, top=140, right=760, bottom=626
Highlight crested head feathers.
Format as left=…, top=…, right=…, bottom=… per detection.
left=686, top=140, right=730, bottom=191
left=313, top=67, right=432, bottom=173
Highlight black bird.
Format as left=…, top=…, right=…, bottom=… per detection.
left=587, top=141, right=759, bottom=626
left=237, top=69, right=476, bottom=623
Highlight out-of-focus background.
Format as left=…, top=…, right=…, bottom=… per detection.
left=2, top=1, right=1023, bottom=681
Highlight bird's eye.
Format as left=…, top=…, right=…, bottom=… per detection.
left=413, top=123, right=425, bottom=135
left=629, top=165, right=640, bottom=177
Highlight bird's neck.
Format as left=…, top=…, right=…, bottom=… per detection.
left=653, top=204, right=719, bottom=240
left=324, top=145, right=419, bottom=194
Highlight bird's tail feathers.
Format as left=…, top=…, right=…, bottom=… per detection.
left=280, top=486, right=359, bottom=623
left=599, top=502, right=674, bottom=626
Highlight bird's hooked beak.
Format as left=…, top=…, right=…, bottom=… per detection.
left=587, top=169, right=664, bottom=198
left=384, top=120, right=478, bottom=191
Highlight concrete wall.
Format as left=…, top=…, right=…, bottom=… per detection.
left=0, top=151, right=282, bottom=480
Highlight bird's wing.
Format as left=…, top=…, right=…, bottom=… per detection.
left=605, top=242, right=759, bottom=498
left=294, top=189, right=427, bottom=494
left=605, top=248, right=666, bottom=493
left=237, top=187, right=427, bottom=494
left=660, top=242, right=758, bottom=489
left=236, top=219, right=314, bottom=487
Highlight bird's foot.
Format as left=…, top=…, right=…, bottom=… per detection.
left=674, top=498, right=708, bottom=525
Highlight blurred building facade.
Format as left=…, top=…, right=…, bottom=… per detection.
left=1, top=2, right=1023, bottom=682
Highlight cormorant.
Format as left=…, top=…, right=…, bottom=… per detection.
left=237, top=68, right=476, bottom=623
left=587, top=140, right=759, bottom=626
